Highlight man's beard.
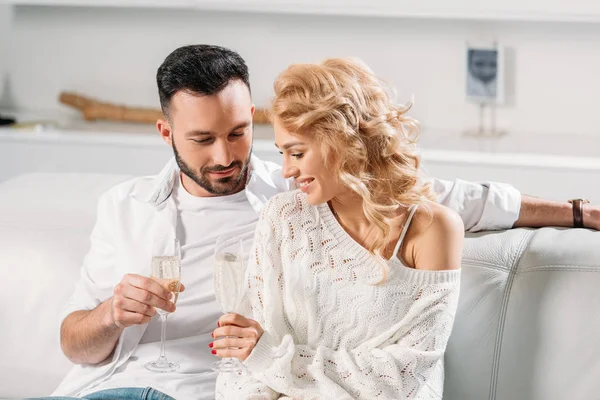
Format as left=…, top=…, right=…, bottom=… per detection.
left=172, top=141, right=251, bottom=196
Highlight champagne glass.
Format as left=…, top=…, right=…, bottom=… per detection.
left=144, top=237, right=182, bottom=373
left=212, top=236, right=247, bottom=373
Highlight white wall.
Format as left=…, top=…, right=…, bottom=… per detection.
left=5, top=5, right=600, bottom=137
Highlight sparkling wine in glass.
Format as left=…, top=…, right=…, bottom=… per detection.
left=144, top=238, right=181, bottom=373
left=212, top=236, right=247, bottom=373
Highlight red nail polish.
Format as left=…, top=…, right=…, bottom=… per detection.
left=217, top=321, right=220, bottom=327
left=211, top=350, right=217, bottom=355
left=209, top=343, right=213, bottom=348
left=211, top=333, right=214, bottom=338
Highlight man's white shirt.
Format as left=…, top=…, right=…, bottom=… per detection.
left=78, top=176, right=258, bottom=400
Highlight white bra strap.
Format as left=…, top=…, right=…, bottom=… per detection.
left=391, top=204, right=419, bottom=257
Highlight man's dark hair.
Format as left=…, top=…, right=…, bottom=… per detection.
left=157, top=44, right=250, bottom=117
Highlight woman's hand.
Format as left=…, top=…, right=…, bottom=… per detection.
left=210, top=313, right=264, bottom=361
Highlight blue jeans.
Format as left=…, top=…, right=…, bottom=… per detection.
left=31, top=387, right=175, bottom=400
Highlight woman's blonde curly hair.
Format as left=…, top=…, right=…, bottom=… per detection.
left=269, top=57, right=435, bottom=270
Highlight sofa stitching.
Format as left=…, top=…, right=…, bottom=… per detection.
left=462, top=262, right=600, bottom=273
left=517, top=267, right=600, bottom=273
left=462, top=260, right=511, bottom=272
left=488, top=230, right=534, bottom=400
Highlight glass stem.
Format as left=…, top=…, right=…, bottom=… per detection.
left=160, top=313, right=167, bottom=359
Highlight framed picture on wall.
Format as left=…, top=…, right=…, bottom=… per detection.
left=466, top=44, right=505, bottom=105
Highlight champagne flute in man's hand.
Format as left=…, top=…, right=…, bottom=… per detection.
left=144, top=238, right=182, bottom=373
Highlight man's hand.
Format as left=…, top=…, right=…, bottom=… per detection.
left=211, top=313, right=264, bottom=361
left=515, top=196, right=600, bottom=231
left=109, top=274, right=185, bottom=328
left=584, top=204, right=600, bottom=230
left=61, top=275, right=185, bottom=365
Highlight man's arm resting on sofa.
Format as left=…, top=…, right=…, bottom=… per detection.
left=514, top=195, right=600, bottom=230
left=60, top=274, right=180, bottom=364
left=430, top=178, right=599, bottom=231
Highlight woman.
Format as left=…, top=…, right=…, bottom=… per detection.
left=213, top=58, right=464, bottom=399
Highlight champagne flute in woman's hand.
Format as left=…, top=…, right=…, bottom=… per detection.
left=212, top=236, right=246, bottom=373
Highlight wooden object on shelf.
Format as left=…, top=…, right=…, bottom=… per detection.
left=253, top=108, right=270, bottom=125
left=59, top=92, right=164, bottom=124
left=58, top=91, right=272, bottom=125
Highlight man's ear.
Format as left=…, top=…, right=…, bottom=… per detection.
left=157, top=118, right=173, bottom=146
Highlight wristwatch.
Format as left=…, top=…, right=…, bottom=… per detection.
left=568, top=198, right=590, bottom=228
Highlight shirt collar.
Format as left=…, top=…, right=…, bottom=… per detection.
left=130, top=154, right=289, bottom=213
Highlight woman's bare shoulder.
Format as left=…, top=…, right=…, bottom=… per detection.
left=407, top=201, right=464, bottom=271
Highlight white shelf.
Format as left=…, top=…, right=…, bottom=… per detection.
left=421, top=149, right=600, bottom=172
left=7, top=0, right=600, bottom=24
left=0, top=123, right=275, bottom=146
left=8, top=0, right=196, bottom=8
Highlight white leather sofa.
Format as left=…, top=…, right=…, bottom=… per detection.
left=1, top=172, right=598, bottom=400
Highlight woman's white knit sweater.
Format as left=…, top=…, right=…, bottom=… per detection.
left=217, top=190, right=461, bottom=399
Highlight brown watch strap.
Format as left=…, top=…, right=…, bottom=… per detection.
left=569, top=199, right=589, bottom=228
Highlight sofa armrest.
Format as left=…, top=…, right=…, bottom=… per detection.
left=445, top=227, right=600, bottom=400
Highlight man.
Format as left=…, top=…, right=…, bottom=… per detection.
left=49, top=45, right=598, bottom=400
